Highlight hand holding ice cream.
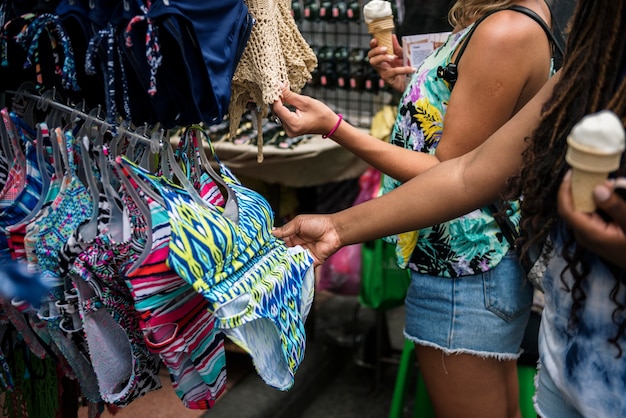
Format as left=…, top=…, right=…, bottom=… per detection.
left=565, top=110, right=625, bottom=212
left=363, top=0, right=395, bottom=51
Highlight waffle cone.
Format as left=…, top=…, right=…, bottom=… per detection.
left=367, top=16, right=394, bottom=51
left=566, top=136, right=622, bottom=212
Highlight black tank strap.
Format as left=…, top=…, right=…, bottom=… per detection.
left=452, top=5, right=565, bottom=71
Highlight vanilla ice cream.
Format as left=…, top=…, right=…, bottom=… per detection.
left=363, top=0, right=395, bottom=51
left=566, top=110, right=625, bottom=212
left=363, top=0, right=392, bottom=23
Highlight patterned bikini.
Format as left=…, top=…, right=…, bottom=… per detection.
left=116, top=139, right=315, bottom=390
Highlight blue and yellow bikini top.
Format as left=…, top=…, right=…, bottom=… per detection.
left=114, top=137, right=315, bottom=389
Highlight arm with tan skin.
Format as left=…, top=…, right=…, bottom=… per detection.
left=558, top=172, right=626, bottom=269
left=273, top=8, right=553, bottom=183
left=273, top=72, right=560, bottom=265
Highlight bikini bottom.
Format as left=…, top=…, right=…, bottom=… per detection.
left=71, top=238, right=162, bottom=406
left=208, top=245, right=315, bottom=390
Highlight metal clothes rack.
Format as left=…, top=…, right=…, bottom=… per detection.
left=8, top=86, right=161, bottom=150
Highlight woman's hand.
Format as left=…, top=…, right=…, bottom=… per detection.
left=558, top=170, right=626, bottom=269
left=272, top=214, right=342, bottom=266
left=271, top=88, right=339, bottom=138
left=368, top=36, right=415, bottom=92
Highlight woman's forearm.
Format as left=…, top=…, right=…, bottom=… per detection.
left=330, top=73, right=559, bottom=247
left=329, top=121, right=440, bottom=181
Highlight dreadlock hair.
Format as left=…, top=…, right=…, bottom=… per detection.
left=505, top=0, right=626, bottom=356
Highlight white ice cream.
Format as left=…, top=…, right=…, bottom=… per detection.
left=363, top=0, right=392, bottom=24
left=570, top=110, right=625, bottom=153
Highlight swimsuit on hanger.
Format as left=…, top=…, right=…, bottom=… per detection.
left=116, top=149, right=315, bottom=390
left=117, top=137, right=229, bottom=409
left=121, top=182, right=228, bottom=409
left=6, top=122, right=55, bottom=262
left=0, top=120, right=45, bottom=258
left=15, top=126, right=101, bottom=401
left=0, top=110, right=27, bottom=214
left=69, top=188, right=162, bottom=406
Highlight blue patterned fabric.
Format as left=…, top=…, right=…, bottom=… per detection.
left=538, top=224, right=626, bottom=417
left=0, top=115, right=47, bottom=257
left=116, top=151, right=314, bottom=391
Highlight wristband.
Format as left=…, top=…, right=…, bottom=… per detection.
left=322, top=113, right=343, bottom=138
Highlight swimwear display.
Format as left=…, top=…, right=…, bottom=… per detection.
left=0, top=0, right=319, bottom=411
left=0, top=107, right=316, bottom=409
left=116, top=140, right=315, bottom=390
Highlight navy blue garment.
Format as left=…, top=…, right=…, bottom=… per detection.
left=55, top=0, right=104, bottom=108
left=124, top=0, right=254, bottom=128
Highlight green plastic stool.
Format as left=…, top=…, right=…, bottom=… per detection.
left=389, top=340, right=538, bottom=418
left=389, top=339, right=434, bottom=418
left=518, top=364, right=538, bottom=418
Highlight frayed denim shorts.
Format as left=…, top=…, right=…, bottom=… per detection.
left=403, top=252, right=534, bottom=358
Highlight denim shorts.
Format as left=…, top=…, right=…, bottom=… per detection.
left=535, top=366, right=584, bottom=418
left=404, top=252, right=533, bottom=358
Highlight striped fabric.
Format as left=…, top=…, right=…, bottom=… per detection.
left=0, top=134, right=45, bottom=257
left=116, top=152, right=315, bottom=391
left=122, top=188, right=227, bottom=409
left=118, top=155, right=229, bottom=409
left=69, top=191, right=162, bottom=406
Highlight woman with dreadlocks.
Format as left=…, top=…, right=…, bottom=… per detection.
left=271, top=0, right=626, bottom=416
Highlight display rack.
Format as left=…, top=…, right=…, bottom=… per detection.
left=293, top=0, right=396, bottom=128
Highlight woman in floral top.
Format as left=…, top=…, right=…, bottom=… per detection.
left=272, top=0, right=562, bottom=416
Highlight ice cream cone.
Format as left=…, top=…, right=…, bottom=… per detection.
left=367, top=16, right=394, bottom=51
left=566, top=136, right=622, bottom=212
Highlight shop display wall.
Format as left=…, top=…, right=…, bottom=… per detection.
left=293, top=0, right=396, bottom=127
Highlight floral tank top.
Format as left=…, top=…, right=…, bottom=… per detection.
left=380, top=25, right=520, bottom=277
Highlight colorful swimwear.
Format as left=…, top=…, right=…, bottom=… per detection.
left=0, top=110, right=26, bottom=208
left=69, top=190, right=162, bottom=406
left=116, top=147, right=315, bottom=390
left=0, top=121, right=45, bottom=257
left=5, top=123, right=55, bottom=262
left=120, top=176, right=227, bottom=409
left=31, top=128, right=93, bottom=295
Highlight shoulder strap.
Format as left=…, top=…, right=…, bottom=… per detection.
left=452, top=5, right=565, bottom=70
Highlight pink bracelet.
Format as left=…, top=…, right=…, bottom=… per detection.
left=322, top=113, right=343, bottom=138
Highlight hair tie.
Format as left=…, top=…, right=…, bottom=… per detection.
left=322, top=114, right=343, bottom=138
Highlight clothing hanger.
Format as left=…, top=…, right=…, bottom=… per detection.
left=184, top=125, right=239, bottom=223
left=1, top=108, right=26, bottom=170
left=96, top=131, right=127, bottom=243
left=11, top=123, right=53, bottom=226
left=75, top=107, right=108, bottom=242
left=0, top=111, right=15, bottom=166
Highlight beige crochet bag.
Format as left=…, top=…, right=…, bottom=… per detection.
left=228, top=0, right=317, bottom=161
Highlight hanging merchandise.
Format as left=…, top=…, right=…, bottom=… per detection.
left=228, top=0, right=317, bottom=162
left=0, top=88, right=317, bottom=416
left=115, top=124, right=316, bottom=391
left=0, top=0, right=254, bottom=128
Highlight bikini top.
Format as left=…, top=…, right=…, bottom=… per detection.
left=116, top=154, right=265, bottom=292
left=0, top=115, right=48, bottom=257
left=115, top=139, right=315, bottom=389
left=32, top=128, right=93, bottom=293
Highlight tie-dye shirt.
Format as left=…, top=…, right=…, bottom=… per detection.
left=381, top=25, right=519, bottom=277
left=539, top=224, right=626, bottom=417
